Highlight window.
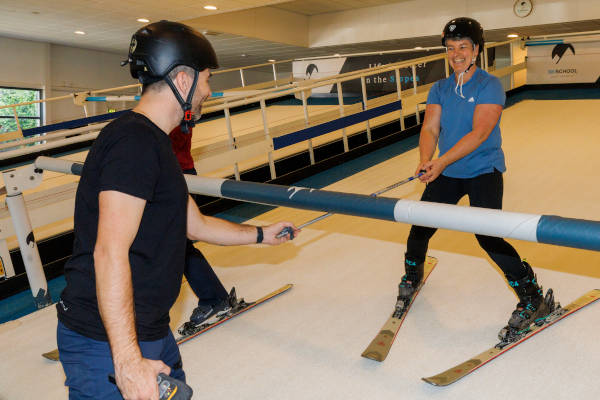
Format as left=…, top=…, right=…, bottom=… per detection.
left=0, top=87, right=43, bottom=134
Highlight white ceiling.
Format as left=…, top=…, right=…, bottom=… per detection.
left=271, top=0, right=410, bottom=16
left=0, top=0, right=292, bottom=54
left=1, top=0, right=599, bottom=69
left=0, top=0, right=405, bottom=56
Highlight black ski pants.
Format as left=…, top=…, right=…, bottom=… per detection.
left=183, top=168, right=229, bottom=307
left=406, top=169, right=528, bottom=281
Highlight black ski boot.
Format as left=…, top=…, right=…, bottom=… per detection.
left=396, top=256, right=424, bottom=311
left=498, top=261, right=556, bottom=341
left=178, top=287, right=242, bottom=336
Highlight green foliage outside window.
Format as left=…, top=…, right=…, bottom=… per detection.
left=0, top=87, right=42, bottom=133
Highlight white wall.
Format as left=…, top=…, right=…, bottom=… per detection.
left=48, top=45, right=133, bottom=124
left=0, top=36, right=133, bottom=125
left=0, top=37, right=49, bottom=89
left=309, top=0, right=600, bottom=47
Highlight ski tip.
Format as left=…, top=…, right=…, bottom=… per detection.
left=361, top=351, right=385, bottom=362
left=421, top=376, right=448, bottom=386
left=421, top=377, right=437, bottom=386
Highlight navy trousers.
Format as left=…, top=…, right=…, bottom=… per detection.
left=57, top=322, right=185, bottom=400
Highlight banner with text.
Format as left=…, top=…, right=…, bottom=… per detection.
left=293, top=50, right=446, bottom=97
left=527, top=40, right=600, bottom=84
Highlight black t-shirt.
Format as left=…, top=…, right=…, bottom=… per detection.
left=57, top=111, right=188, bottom=341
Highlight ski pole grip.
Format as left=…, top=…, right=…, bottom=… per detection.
left=108, top=373, right=193, bottom=400
left=276, top=226, right=294, bottom=239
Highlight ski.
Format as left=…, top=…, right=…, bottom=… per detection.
left=42, top=284, right=293, bottom=361
left=176, top=283, right=292, bottom=345
left=422, top=288, right=600, bottom=386
left=361, top=256, right=437, bottom=362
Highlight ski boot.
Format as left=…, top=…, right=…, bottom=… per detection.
left=178, top=287, right=241, bottom=336
left=498, top=261, right=557, bottom=342
left=396, top=256, right=425, bottom=312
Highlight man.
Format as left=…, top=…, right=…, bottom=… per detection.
left=56, top=21, right=299, bottom=399
left=398, top=17, right=553, bottom=338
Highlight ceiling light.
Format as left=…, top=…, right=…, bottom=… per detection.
left=137, top=18, right=149, bottom=23
left=507, top=34, right=519, bottom=38
left=334, top=53, right=340, bottom=57
left=268, top=59, right=276, bottom=62
left=241, top=54, right=247, bottom=57
left=204, top=5, right=218, bottom=10
left=74, top=31, right=86, bottom=35
left=414, top=46, right=423, bottom=50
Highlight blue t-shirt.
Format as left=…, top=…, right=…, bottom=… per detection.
left=427, top=68, right=506, bottom=178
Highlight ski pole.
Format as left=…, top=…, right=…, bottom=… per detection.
left=276, top=172, right=424, bottom=239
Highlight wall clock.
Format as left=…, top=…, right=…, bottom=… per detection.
left=514, top=0, right=533, bottom=18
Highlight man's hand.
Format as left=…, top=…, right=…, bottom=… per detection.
left=115, top=356, right=171, bottom=400
left=262, top=222, right=300, bottom=245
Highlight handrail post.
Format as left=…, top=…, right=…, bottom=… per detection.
left=272, top=63, right=278, bottom=87
left=336, top=82, right=349, bottom=152
left=395, top=69, right=405, bottom=131
left=510, top=42, right=515, bottom=90
left=483, top=46, right=489, bottom=71
left=301, top=90, right=315, bottom=165
left=0, top=239, right=15, bottom=279
left=12, top=106, right=23, bottom=138
left=260, top=99, right=276, bottom=179
left=360, top=76, right=372, bottom=143
left=412, top=64, right=420, bottom=125
left=240, top=69, right=246, bottom=87
left=224, top=104, right=240, bottom=180
left=444, top=55, right=450, bottom=78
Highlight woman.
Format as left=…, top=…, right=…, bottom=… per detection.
left=399, top=17, right=553, bottom=337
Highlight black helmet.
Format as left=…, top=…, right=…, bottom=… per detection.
left=124, top=21, right=218, bottom=133
left=441, top=17, right=484, bottom=50
left=126, top=20, right=218, bottom=84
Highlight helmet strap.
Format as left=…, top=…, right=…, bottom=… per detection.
left=164, top=69, right=199, bottom=134
left=454, top=61, right=475, bottom=99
